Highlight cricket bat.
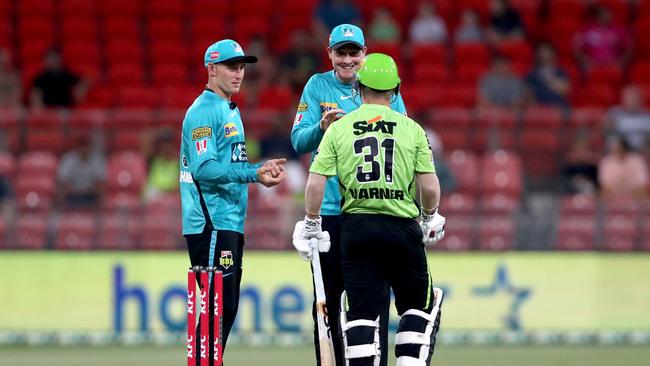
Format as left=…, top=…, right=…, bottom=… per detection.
left=311, top=239, right=336, bottom=366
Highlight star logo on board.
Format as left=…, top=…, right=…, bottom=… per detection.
left=472, top=264, right=532, bottom=330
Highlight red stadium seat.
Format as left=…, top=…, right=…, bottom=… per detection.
left=629, top=62, right=650, bottom=83
left=480, top=193, right=520, bottom=213
left=60, top=0, right=97, bottom=16
left=429, top=109, right=472, bottom=130
left=160, top=86, right=201, bottom=110
left=63, top=41, right=101, bottom=71
left=0, top=218, right=6, bottom=248
left=54, top=212, right=97, bottom=250
left=412, top=64, right=448, bottom=84
left=555, top=214, right=595, bottom=250
left=432, top=215, right=474, bottom=251
left=477, top=216, right=515, bottom=250
left=0, top=153, right=15, bottom=178
left=572, top=82, right=617, bottom=108
left=150, top=42, right=190, bottom=66
left=232, top=17, right=270, bottom=46
left=519, top=130, right=561, bottom=153
left=99, top=211, right=142, bottom=249
left=15, top=175, right=55, bottom=212
left=24, top=110, right=66, bottom=131
left=231, top=0, right=274, bottom=18
left=440, top=192, right=477, bottom=214
left=60, top=18, right=98, bottom=43
left=586, top=64, right=623, bottom=87
left=145, top=193, right=181, bottom=213
left=548, top=1, right=586, bottom=20
left=189, top=0, right=230, bottom=19
left=18, top=151, right=58, bottom=176
left=190, top=15, right=227, bottom=41
left=495, top=40, right=533, bottom=65
left=482, top=150, right=522, bottom=196
left=257, top=85, right=295, bottom=112
left=99, top=0, right=143, bottom=17
left=602, top=214, right=637, bottom=251
left=16, top=213, right=50, bottom=249
left=569, top=108, right=605, bottom=129
left=109, top=131, right=145, bottom=152
left=436, top=85, right=476, bottom=108
left=102, top=17, right=141, bottom=41
left=447, top=150, right=479, bottom=194
left=454, top=63, right=488, bottom=84
left=147, top=18, right=184, bottom=41
left=25, top=132, right=65, bottom=154
left=522, top=106, right=565, bottom=128
left=108, top=110, right=155, bottom=130
left=146, top=0, right=186, bottom=18
left=16, top=0, right=55, bottom=17
left=107, top=63, right=145, bottom=87
left=103, top=191, right=142, bottom=212
left=141, top=215, right=182, bottom=250
left=116, top=86, right=160, bottom=109
left=437, top=130, right=470, bottom=151
left=107, top=151, right=147, bottom=193
left=152, top=63, right=190, bottom=87
left=106, top=40, right=144, bottom=66
left=412, top=44, right=447, bottom=64
left=454, top=43, right=490, bottom=66
left=560, top=194, right=597, bottom=215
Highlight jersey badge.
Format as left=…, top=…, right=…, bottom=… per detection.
left=196, top=139, right=208, bottom=155
left=231, top=142, right=248, bottom=162
left=220, top=250, right=233, bottom=269
left=224, top=123, right=239, bottom=138
left=192, top=126, right=212, bottom=140
left=297, top=102, right=308, bottom=112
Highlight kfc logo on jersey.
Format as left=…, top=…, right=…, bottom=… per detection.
left=196, top=139, right=208, bottom=155
left=293, top=114, right=303, bottom=126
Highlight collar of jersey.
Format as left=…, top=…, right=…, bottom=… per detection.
left=203, top=88, right=230, bottom=104
left=329, top=70, right=353, bottom=89
left=358, top=103, right=391, bottom=112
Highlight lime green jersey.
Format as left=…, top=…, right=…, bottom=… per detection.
left=310, top=104, right=435, bottom=219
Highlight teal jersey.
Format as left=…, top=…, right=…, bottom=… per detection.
left=179, top=90, right=261, bottom=235
left=291, top=70, right=407, bottom=215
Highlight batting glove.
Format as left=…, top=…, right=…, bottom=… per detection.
left=292, top=217, right=331, bottom=260
left=420, top=209, right=446, bottom=246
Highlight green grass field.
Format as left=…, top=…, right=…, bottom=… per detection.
left=1, top=345, right=648, bottom=366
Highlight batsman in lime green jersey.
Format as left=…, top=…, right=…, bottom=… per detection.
left=296, top=53, right=446, bottom=366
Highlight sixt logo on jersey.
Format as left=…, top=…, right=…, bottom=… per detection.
left=224, top=123, right=239, bottom=138
left=353, top=117, right=397, bottom=136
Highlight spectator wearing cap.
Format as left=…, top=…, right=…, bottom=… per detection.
left=179, top=38, right=287, bottom=363
left=30, top=49, right=88, bottom=109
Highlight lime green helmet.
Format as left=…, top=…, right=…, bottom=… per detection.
left=356, top=53, right=401, bottom=91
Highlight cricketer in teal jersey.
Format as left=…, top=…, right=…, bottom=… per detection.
left=303, top=53, right=446, bottom=366
left=290, top=24, right=406, bottom=366
left=179, top=39, right=286, bottom=365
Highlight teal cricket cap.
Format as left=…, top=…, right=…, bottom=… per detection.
left=204, top=39, right=258, bottom=67
left=328, top=24, right=365, bottom=49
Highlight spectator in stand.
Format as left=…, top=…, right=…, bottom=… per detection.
left=425, top=128, right=457, bottom=194
left=314, top=0, right=362, bottom=40
left=30, top=49, right=88, bottom=109
left=486, top=0, right=524, bottom=43
left=599, top=135, right=648, bottom=201
left=525, top=43, right=571, bottom=108
left=279, top=29, right=321, bottom=91
left=604, top=85, right=650, bottom=152
left=0, top=48, right=22, bottom=108
left=409, top=1, right=447, bottom=44
left=454, top=9, right=485, bottom=43
left=56, top=134, right=106, bottom=208
left=478, top=55, right=525, bottom=108
left=143, top=130, right=179, bottom=203
left=573, top=5, right=632, bottom=69
left=561, top=131, right=599, bottom=195
left=368, top=7, right=401, bottom=43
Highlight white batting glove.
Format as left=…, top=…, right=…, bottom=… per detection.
left=420, top=209, right=446, bottom=246
left=292, top=217, right=331, bottom=261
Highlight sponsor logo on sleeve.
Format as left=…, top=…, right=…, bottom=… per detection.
left=224, top=123, right=239, bottom=138
left=297, top=102, right=308, bottom=112
left=182, top=154, right=189, bottom=168
left=293, top=114, right=303, bottom=126
left=192, top=126, right=212, bottom=140
left=319, top=102, right=338, bottom=114
left=230, top=142, right=248, bottom=162
left=196, top=139, right=208, bottom=155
